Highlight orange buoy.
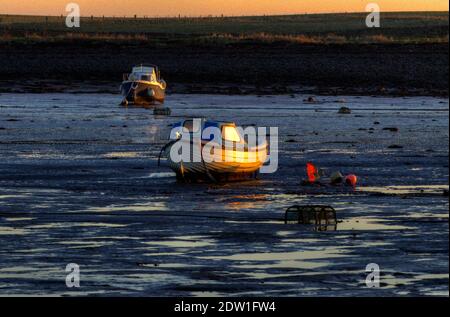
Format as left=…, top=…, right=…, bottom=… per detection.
left=345, top=174, right=358, bottom=187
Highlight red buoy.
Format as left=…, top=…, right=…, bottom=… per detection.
left=306, top=162, right=319, bottom=183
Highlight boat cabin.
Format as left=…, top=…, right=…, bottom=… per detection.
left=123, top=65, right=161, bottom=83
left=170, top=119, right=244, bottom=143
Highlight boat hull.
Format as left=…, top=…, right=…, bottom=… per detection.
left=164, top=141, right=267, bottom=182
left=120, top=81, right=165, bottom=105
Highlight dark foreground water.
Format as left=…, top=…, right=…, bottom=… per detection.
left=0, top=93, right=448, bottom=296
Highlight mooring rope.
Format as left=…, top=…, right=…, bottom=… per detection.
left=122, top=81, right=139, bottom=103
left=158, top=139, right=178, bottom=167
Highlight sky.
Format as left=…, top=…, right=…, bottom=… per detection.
left=0, top=0, right=448, bottom=17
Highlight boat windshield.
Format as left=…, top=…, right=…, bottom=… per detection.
left=222, top=126, right=241, bottom=142
left=129, top=66, right=157, bottom=82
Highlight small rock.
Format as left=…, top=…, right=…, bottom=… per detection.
left=374, top=121, right=380, bottom=125
left=388, top=144, right=403, bottom=149
left=383, top=127, right=399, bottom=132
left=153, top=107, right=171, bottom=116
left=338, top=107, right=351, bottom=114
left=304, top=96, right=317, bottom=103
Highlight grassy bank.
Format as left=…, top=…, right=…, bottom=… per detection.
left=0, top=12, right=448, bottom=45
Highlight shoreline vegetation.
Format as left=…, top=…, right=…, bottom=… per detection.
left=0, top=12, right=448, bottom=96
left=1, top=31, right=448, bottom=45
left=1, top=12, right=448, bottom=45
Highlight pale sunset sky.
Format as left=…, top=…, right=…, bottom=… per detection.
left=0, top=0, right=448, bottom=17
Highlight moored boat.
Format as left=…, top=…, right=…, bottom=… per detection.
left=120, top=65, right=166, bottom=105
left=160, top=119, right=268, bottom=182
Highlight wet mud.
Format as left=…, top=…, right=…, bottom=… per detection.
left=0, top=93, right=448, bottom=296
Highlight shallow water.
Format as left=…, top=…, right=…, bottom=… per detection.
left=0, top=93, right=448, bottom=296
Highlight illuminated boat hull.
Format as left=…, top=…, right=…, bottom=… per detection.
left=164, top=140, right=268, bottom=182
left=120, top=80, right=165, bottom=105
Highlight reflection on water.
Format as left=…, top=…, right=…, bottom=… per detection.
left=26, top=222, right=127, bottom=229
left=0, top=194, right=31, bottom=199
left=382, top=273, right=449, bottom=295
left=236, top=261, right=330, bottom=270
left=58, top=240, right=114, bottom=249
left=102, top=152, right=142, bottom=158
left=337, top=217, right=414, bottom=231
left=144, top=252, right=185, bottom=256
left=202, top=247, right=348, bottom=261
left=398, top=212, right=448, bottom=219
left=0, top=226, right=28, bottom=235
left=88, top=202, right=168, bottom=212
left=191, top=291, right=224, bottom=297
left=4, top=217, right=34, bottom=222
left=226, top=194, right=269, bottom=211
left=201, top=247, right=349, bottom=270
left=147, top=172, right=176, bottom=178
left=358, top=185, right=449, bottom=195
left=144, top=235, right=215, bottom=249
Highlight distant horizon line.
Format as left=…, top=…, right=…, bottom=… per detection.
left=0, top=10, right=448, bottom=19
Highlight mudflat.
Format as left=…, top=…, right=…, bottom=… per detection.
left=0, top=42, right=448, bottom=96
left=0, top=93, right=448, bottom=296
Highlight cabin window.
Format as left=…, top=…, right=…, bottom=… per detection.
left=141, top=75, right=150, bottom=81
left=222, top=126, right=241, bottom=142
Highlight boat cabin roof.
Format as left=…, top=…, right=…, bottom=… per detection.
left=171, top=120, right=242, bottom=142
left=132, top=65, right=158, bottom=74
left=132, top=66, right=156, bottom=74
left=172, top=119, right=235, bottom=130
